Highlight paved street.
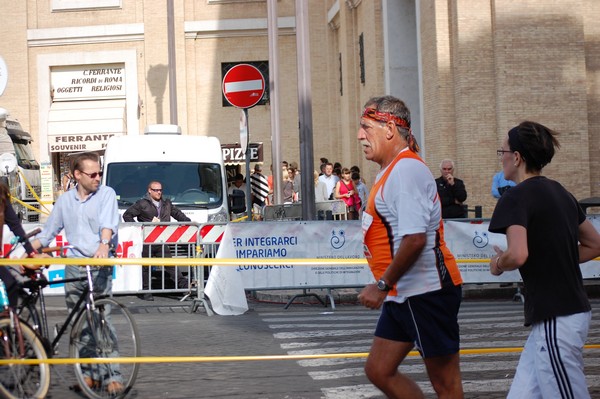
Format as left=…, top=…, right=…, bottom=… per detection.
left=39, top=292, right=600, bottom=399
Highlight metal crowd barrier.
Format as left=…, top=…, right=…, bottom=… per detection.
left=137, top=222, right=201, bottom=297
left=188, top=222, right=227, bottom=315
left=263, top=200, right=348, bottom=221
left=131, top=221, right=224, bottom=315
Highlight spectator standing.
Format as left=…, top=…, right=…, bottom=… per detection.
left=228, top=173, right=247, bottom=214
left=435, top=159, right=468, bottom=218
left=318, top=162, right=339, bottom=200
left=288, top=161, right=301, bottom=202
left=352, top=171, right=369, bottom=214
left=123, top=180, right=191, bottom=300
left=266, top=164, right=274, bottom=205
left=62, top=171, right=75, bottom=192
left=319, top=162, right=327, bottom=176
left=356, top=96, right=464, bottom=398
left=250, top=164, right=269, bottom=219
left=350, top=165, right=367, bottom=185
left=489, top=121, right=600, bottom=399
left=334, top=167, right=360, bottom=220
left=281, top=169, right=294, bottom=203
left=491, top=170, right=516, bottom=199
left=32, top=152, right=124, bottom=394
left=313, top=170, right=328, bottom=202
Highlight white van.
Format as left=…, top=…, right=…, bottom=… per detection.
left=102, top=125, right=229, bottom=223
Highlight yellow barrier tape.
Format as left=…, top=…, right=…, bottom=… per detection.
left=1, top=345, right=599, bottom=366
left=1, top=256, right=599, bottom=267
left=8, top=195, right=51, bottom=216
left=0, top=257, right=369, bottom=267
left=17, top=169, right=51, bottom=213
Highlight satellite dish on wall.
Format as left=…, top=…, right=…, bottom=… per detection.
left=0, top=152, right=17, bottom=175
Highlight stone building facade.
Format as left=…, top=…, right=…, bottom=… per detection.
left=0, top=0, right=598, bottom=216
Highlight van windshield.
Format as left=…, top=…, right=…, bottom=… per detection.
left=105, top=161, right=224, bottom=209
left=12, top=140, right=40, bottom=170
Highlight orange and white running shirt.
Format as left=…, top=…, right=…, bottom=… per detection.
left=362, top=148, right=462, bottom=304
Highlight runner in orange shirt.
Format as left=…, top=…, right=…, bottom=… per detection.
left=357, top=95, right=464, bottom=399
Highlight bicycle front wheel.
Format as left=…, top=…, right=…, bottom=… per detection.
left=0, top=317, right=51, bottom=399
left=69, top=298, right=140, bottom=399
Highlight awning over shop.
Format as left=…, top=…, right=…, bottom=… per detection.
left=48, top=99, right=125, bottom=152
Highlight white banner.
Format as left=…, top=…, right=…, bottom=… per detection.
left=443, top=221, right=520, bottom=284
left=224, top=221, right=368, bottom=289
left=1, top=224, right=143, bottom=295
left=206, top=219, right=600, bottom=315
left=205, top=221, right=369, bottom=315
left=444, top=220, right=600, bottom=282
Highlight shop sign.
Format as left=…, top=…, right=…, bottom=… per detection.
left=221, top=142, right=263, bottom=164
left=51, top=63, right=126, bottom=101
left=48, top=133, right=120, bottom=152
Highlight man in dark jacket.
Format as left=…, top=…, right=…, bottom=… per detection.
left=123, top=180, right=191, bottom=300
left=435, top=159, right=468, bottom=218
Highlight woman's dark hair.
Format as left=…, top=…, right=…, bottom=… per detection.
left=0, top=182, right=10, bottom=208
left=508, top=121, right=560, bottom=172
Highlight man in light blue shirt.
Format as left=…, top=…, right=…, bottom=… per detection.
left=318, top=162, right=339, bottom=199
left=32, top=152, right=123, bottom=394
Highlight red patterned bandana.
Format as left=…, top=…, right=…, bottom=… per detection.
left=362, top=107, right=410, bottom=129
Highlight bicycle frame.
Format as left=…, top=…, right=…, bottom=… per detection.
left=20, top=266, right=104, bottom=353
left=14, top=243, right=139, bottom=399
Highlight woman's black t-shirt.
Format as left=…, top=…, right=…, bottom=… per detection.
left=489, top=176, right=590, bottom=326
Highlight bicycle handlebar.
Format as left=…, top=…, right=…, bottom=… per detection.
left=4, top=227, right=42, bottom=258
left=40, top=245, right=75, bottom=256
left=24, top=227, right=42, bottom=241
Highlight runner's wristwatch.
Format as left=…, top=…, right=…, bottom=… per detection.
left=376, top=279, right=392, bottom=292
left=101, top=239, right=110, bottom=245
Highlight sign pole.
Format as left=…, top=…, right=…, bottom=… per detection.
left=241, top=108, right=252, bottom=220
left=222, top=63, right=265, bottom=222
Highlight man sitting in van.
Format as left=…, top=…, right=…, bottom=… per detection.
left=123, top=180, right=191, bottom=301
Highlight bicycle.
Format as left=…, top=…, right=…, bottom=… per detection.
left=17, top=244, right=141, bottom=399
left=0, top=289, right=51, bottom=399
left=0, top=227, right=51, bottom=399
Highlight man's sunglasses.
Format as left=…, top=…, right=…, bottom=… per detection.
left=79, top=171, right=103, bottom=179
left=150, top=188, right=163, bottom=192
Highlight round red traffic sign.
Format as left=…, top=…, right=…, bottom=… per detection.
left=222, top=64, right=265, bottom=109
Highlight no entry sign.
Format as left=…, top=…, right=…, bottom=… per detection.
left=222, top=64, right=265, bottom=109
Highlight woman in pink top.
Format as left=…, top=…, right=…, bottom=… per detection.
left=334, top=167, right=360, bottom=219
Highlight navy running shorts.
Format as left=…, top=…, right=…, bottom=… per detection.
left=374, top=284, right=462, bottom=358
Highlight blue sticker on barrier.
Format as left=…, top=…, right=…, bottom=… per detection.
left=47, top=266, right=117, bottom=288
left=48, top=269, right=66, bottom=288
